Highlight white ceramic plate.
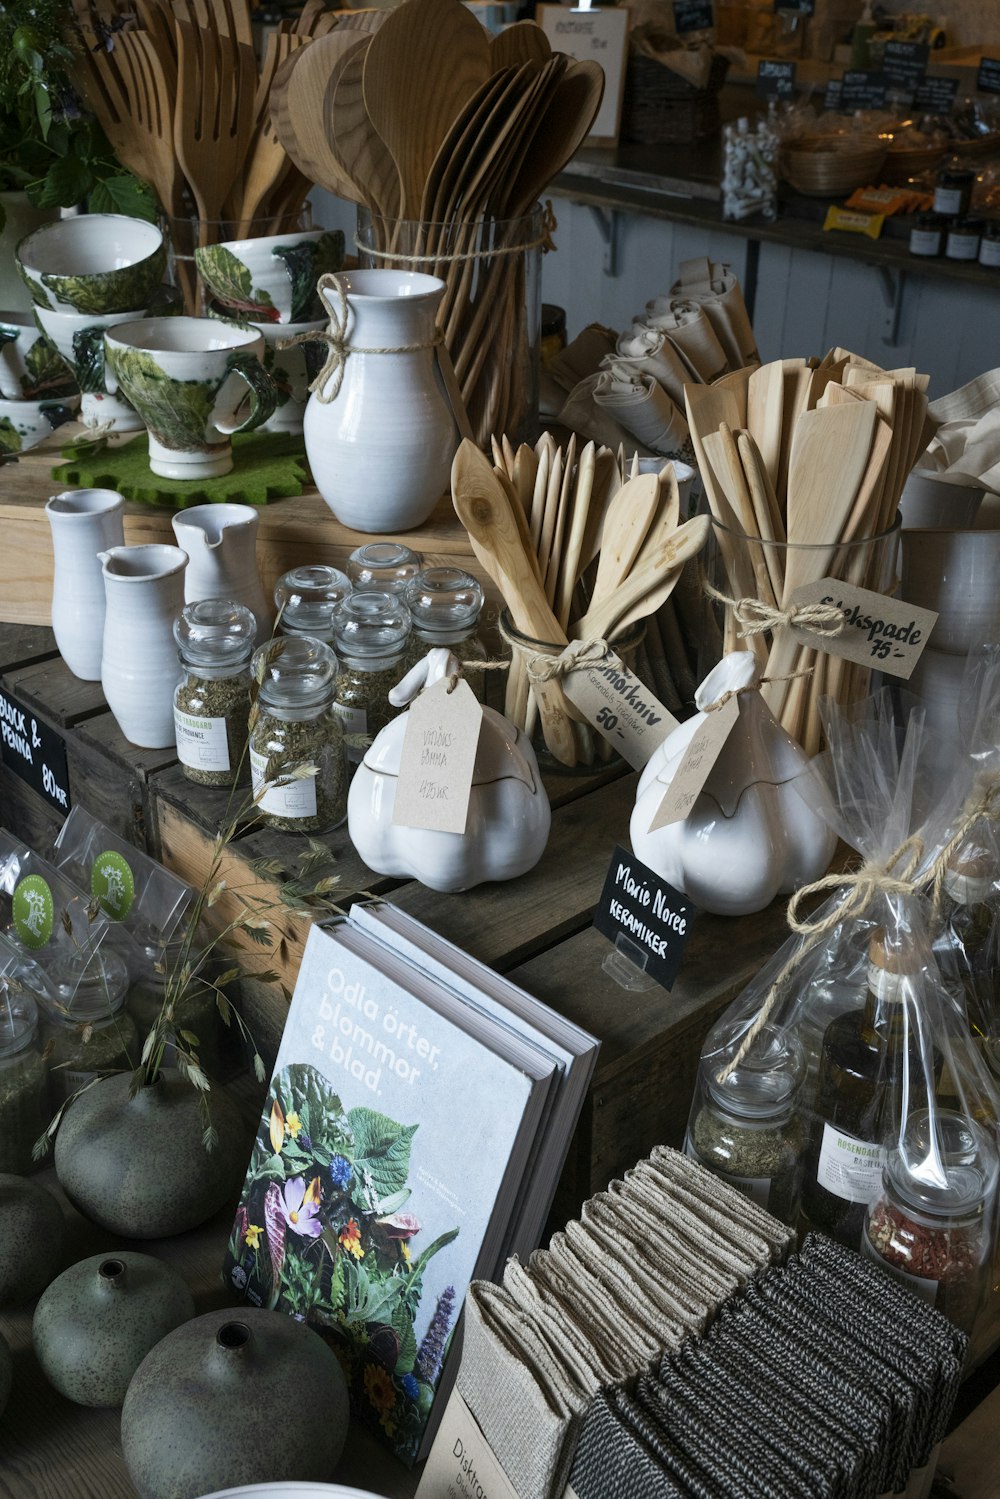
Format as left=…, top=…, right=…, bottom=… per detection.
left=195, top=1486, right=388, bottom=1499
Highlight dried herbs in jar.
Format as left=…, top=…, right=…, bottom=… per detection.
left=249, top=635, right=347, bottom=833
left=404, top=566, right=488, bottom=700
left=173, top=600, right=256, bottom=787
left=331, top=589, right=411, bottom=771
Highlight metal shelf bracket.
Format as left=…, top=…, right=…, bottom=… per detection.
left=876, top=265, right=905, bottom=346
left=587, top=206, right=623, bottom=277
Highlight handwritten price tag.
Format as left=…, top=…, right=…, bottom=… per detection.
left=391, top=678, right=483, bottom=835
left=789, top=578, right=938, bottom=680
left=648, top=694, right=740, bottom=830
left=560, top=648, right=679, bottom=771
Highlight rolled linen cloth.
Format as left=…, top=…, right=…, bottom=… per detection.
left=593, top=364, right=690, bottom=456
left=643, top=298, right=729, bottom=383
left=669, top=255, right=760, bottom=370
left=548, top=321, right=618, bottom=393
left=616, top=323, right=693, bottom=405
left=558, top=372, right=654, bottom=454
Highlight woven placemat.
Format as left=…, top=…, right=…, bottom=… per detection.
left=53, top=429, right=311, bottom=509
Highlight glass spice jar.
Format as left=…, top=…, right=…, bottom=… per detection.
left=687, top=1021, right=806, bottom=1225
left=40, top=947, right=137, bottom=1103
left=346, top=541, right=422, bottom=596
left=946, top=218, right=984, bottom=261
left=864, top=1109, right=998, bottom=1334
left=909, top=212, right=945, bottom=258
left=979, top=222, right=1000, bottom=268
left=249, top=635, right=348, bottom=833
left=173, top=600, right=256, bottom=788
left=933, top=168, right=975, bottom=219
left=403, top=566, right=488, bottom=699
left=0, top=982, right=49, bottom=1175
left=127, top=931, right=225, bottom=1079
left=330, top=589, right=412, bottom=771
left=275, top=565, right=353, bottom=647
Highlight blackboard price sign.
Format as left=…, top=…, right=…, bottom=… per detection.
left=0, top=688, right=70, bottom=816
left=841, top=69, right=888, bottom=109
left=773, top=0, right=814, bottom=12
left=594, top=846, right=696, bottom=992
left=977, top=57, right=1000, bottom=96
left=883, top=40, right=929, bottom=93
left=914, top=75, right=959, bottom=112
left=824, top=78, right=844, bottom=110
left=673, top=0, right=713, bottom=32
left=757, top=58, right=797, bottom=99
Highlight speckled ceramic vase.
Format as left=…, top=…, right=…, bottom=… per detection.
left=121, top=1308, right=350, bottom=1499
left=33, top=1251, right=195, bottom=1406
left=53, top=1070, right=249, bottom=1239
left=0, top=1329, right=12, bottom=1417
left=0, top=1173, right=66, bottom=1306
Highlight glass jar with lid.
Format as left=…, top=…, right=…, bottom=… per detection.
left=40, top=947, right=137, bottom=1103
left=346, top=541, right=422, bottom=595
left=127, top=927, right=227, bottom=1080
left=173, top=599, right=256, bottom=788
left=864, top=1108, right=998, bottom=1333
left=0, top=982, right=49, bottom=1174
left=403, top=566, right=488, bottom=699
left=275, top=565, right=353, bottom=647
left=331, top=590, right=412, bottom=770
left=249, top=635, right=348, bottom=833
left=687, top=1021, right=806, bottom=1224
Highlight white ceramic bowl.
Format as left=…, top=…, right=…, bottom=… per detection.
left=899, top=467, right=984, bottom=530
left=0, top=311, right=76, bottom=400
left=900, top=528, right=1000, bottom=655
left=195, top=228, right=345, bottom=324
left=16, top=213, right=166, bottom=315
left=0, top=393, right=81, bottom=452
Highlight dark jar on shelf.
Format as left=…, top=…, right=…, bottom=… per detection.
left=173, top=600, right=256, bottom=788
left=945, top=218, right=983, bottom=261
left=933, top=168, right=975, bottom=219
left=909, top=213, right=945, bottom=258
left=249, top=635, right=347, bottom=833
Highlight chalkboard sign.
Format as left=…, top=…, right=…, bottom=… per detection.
left=883, top=40, right=929, bottom=93
left=594, top=845, right=695, bottom=991
left=977, top=57, right=1000, bottom=96
left=773, top=0, right=814, bottom=12
left=914, top=75, right=959, bottom=112
left=824, top=79, right=844, bottom=110
left=840, top=69, right=888, bottom=109
left=757, top=58, right=797, bottom=99
left=673, top=0, right=713, bottom=32
left=0, top=687, right=70, bottom=816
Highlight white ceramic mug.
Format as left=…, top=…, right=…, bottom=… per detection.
left=104, top=317, right=277, bottom=479
left=45, top=488, right=126, bottom=680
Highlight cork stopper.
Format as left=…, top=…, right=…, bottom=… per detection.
left=868, top=927, right=918, bottom=975
left=944, top=845, right=994, bottom=905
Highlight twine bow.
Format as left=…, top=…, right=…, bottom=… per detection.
left=705, top=582, right=846, bottom=640
left=520, top=635, right=612, bottom=686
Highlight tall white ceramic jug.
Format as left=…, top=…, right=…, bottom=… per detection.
left=171, top=502, right=272, bottom=643
left=98, top=544, right=187, bottom=748
left=45, top=488, right=125, bottom=680
left=303, top=270, right=458, bottom=532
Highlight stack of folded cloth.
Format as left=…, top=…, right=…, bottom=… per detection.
left=570, top=1233, right=967, bottom=1499
left=459, top=1146, right=796, bottom=1499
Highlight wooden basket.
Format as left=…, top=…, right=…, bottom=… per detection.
left=952, top=134, right=1000, bottom=160
left=779, top=135, right=887, bottom=197
left=881, top=144, right=947, bottom=184
left=620, top=53, right=729, bottom=146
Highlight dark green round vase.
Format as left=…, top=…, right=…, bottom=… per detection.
left=53, top=1070, right=249, bottom=1238
left=0, top=1173, right=66, bottom=1305
left=120, top=1307, right=351, bottom=1499
left=33, top=1250, right=195, bottom=1406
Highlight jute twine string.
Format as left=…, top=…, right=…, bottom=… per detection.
left=926, top=772, right=1000, bottom=918
left=277, top=273, right=443, bottom=404
left=355, top=225, right=554, bottom=268
left=443, top=659, right=509, bottom=694
left=703, top=669, right=812, bottom=715
left=716, top=832, right=926, bottom=1083
left=705, top=581, right=846, bottom=640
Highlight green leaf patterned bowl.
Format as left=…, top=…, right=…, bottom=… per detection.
left=15, top=214, right=167, bottom=316
left=0, top=313, right=77, bottom=401
left=0, top=393, right=81, bottom=454
left=194, top=228, right=345, bottom=325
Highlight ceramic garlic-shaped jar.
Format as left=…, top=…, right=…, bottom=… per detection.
left=348, top=649, right=551, bottom=892
left=630, top=651, right=836, bottom=916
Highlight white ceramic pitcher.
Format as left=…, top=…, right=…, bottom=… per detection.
left=98, top=544, right=187, bottom=748
left=171, top=503, right=272, bottom=644
left=45, top=488, right=125, bottom=680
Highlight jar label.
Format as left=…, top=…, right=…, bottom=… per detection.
left=91, top=850, right=135, bottom=920
left=332, top=703, right=368, bottom=764
left=12, top=874, right=54, bottom=949
left=861, top=1226, right=939, bottom=1304
left=947, top=233, right=980, bottom=261
left=816, top=1121, right=884, bottom=1204
left=250, top=748, right=318, bottom=820
left=980, top=238, right=1000, bottom=267
left=909, top=229, right=941, bottom=256
left=934, top=187, right=964, bottom=215
left=175, top=709, right=231, bottom=773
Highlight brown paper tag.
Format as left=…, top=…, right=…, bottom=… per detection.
left=789, top=577, right=938, bottom=681
left=391, top=678, right=483, bottom=835
left=560, top=646, right=680, bottom=771
left=415, top=1387, right=526, bottom=1499
left=648, top=694, right=740, bottom=830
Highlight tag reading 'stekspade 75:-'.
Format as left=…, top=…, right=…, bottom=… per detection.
left=391, top=677, right=483, bottom=836
left=789, top=578, right=937, bottom=680
left=559, top=645, right=679, bottom=771
left=648, top=693, right=740, bottom=831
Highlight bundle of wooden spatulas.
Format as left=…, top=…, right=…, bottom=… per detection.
left=452, top=437, right=710, bottom=768
left=686, top=349, right=937, bottom=756
left=269, top=0, right=604, bottom=446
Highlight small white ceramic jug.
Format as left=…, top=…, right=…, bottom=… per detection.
left=98, top=544, right=187, bottom=748
left=171, top=503, right=272, bottom=643
left=45, top=488, right=125, bottom=680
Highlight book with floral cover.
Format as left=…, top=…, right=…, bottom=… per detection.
left=223, top=917, right=558, bottom=1466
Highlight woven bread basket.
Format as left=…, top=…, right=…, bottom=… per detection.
left=779, top=134, right=887, bottom=196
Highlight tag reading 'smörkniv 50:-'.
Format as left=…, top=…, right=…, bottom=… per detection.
left=648, top=692, right=740, bottom=831
left=789, top=578, right=937, bottom=680
left=560, top=644, right=679, bottom=771
left=391, top=676, right=483, bottom=836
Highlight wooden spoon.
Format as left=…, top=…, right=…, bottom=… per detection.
left=590, top=472, right=661, bottom=604
left=328, top=41, right=402, bottom=219
left=571, top=516, right=711, bottom=640
left=489, top=19, right=551, bottom=71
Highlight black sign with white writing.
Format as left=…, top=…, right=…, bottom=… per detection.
left=594, top=844, right=695, bottom=991
left=977, top=57, right=1000, bottom=95
left=914, top=74, right=959, bottom=112
left=773, top=0, right=814, bottom=13
left=673, top=0, right=713, bottom=32
left=883, top=39, right=929, bottom=93
left=824, top=79, right=844, bottom=110
left=0, top=688, right=71, bottom=816
left=757, top=58, right=797, bottom=99
left=840, top=69, right=889, bottom=108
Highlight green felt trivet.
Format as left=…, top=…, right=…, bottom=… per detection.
left=54, top=430, right=311, bottom=509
